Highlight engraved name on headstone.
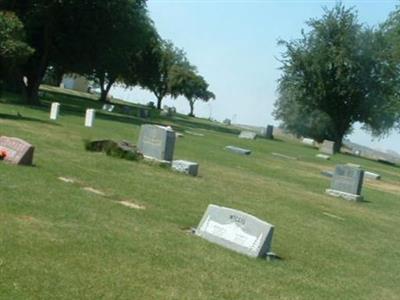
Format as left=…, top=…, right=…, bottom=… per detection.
left=50, top=102, right=60, bottom=120
left=326, top=165, right=364, bottom=201
left=196, top=204, right=274, bottom=258
left=85, top=109, right=96, bottom=127
left=0, top=136, right=34, bottom=165
left=320, top=140, right=335, bottom=155
left=137, top=124, right=176, bottom=162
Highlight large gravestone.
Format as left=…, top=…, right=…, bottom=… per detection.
left=326, top=165, right=364, bottom=201
left=195, top=204, right=274, bottom=258
left=0, top=136, right=34, bottom=165
left=137, top=125, right=176, bottom=162
left=239, top=131, right=257, bottom=140
left=320, top=140, right=335, bottom=155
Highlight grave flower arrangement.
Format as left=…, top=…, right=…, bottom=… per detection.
left=0, top=150, right=7, bottom=160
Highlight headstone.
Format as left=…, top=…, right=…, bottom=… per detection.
left=50, top=102, right=60, bottom=120
left=320, top=140, right=335, bottom=155
left=302, top=138, right=316, bottom=147
left=239, top=131, right=257, bottom=140
left=85, top=109, right=95, bottom=127
left=172, top=160, right=199, bottom=176
left=225, top=146, right=251, bottom=155
left=265, top=125, right=274, bottom=139
left=364, top=171, right=381, bottom=180
left=326, top=165, right=364, bottom=201
left=137, top=124, right=176, bottom=162
left=139, top=108, right=150, bottom=118
left=195, top=204, right=275, bottom=258
left=316, top=154, right=330, bottom=160
left=102, top=104, right=114, bottom=112
left=0, top=136, right=34, bottom=165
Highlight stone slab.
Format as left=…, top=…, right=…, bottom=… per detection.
left=364, top=171, right=381, bottom=180
left=330, top=165, right=364, bottom=196
left=138, top=125, right=176, bottom=162
left=239, top=131, right=257, bottom=140
left=195, top=204, right=274, bottom=258
left=316, top=154, right=331, bottom=160
left=172, top=160, right=199, bottom=176
left=0, top=136, right=34, bottom=165
left=225, top=146, right=251, bottom=155
left=326, top=189, right=363, bottom=201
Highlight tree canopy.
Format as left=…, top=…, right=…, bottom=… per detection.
left=274, top=4, right=400, bottom=151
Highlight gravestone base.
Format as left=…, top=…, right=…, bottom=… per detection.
left=172, top=160, right=199, bottom=176
left=143, top=155, right=171, bottom=166
left=326, top=189, right=363, bottom=202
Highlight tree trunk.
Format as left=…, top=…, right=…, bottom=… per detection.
left=99, top=78, right=115, bottom=103
left=188, top=99, right=195, bottom=117
left=22, top=74, right=41, bottom=106
left=156, top=95, right=163, bottom=110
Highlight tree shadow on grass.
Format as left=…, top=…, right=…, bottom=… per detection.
left=0, top=112, right=61, bottom=126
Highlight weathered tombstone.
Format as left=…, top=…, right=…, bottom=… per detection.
left=225, top=146, right=251, bottom=155
left=265, top=125, right=274, bottom=139
left=326, top=165, right=364, bottom=201
left=316, top=154, right=330, bottom=160
left=137, top=124, right=176, bottom=162
left=320, top=140, right=335, bottom=155
left=85, top=109, right=95, bottom=127
left=364, top=171, right=381, bottom=180
left=195, top=204, right=275, bottom=258
left=239, top=131, right=257, bottom=140
left=172, top=160, right=199, bottom=176
left=50, top=102, right=60, bottom=120
left=0, top=136, right=34, bottom=166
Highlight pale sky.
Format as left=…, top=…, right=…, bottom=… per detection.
left=112, top=0, right=400, bottom=153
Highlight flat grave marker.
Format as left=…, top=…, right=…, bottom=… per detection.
left=195, top=204, right=275, bottom=258
left=172, top=160, right=199, bottom=176
left=225, top=146, right=251, bottom=155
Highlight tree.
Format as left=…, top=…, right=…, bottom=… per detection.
left=275, top=4, right=400, bottom=152
left=1, top=0, right=148, bottom=105
left=0, top=11, right=33, bottom=94
left=133, top=40, right=189, bottom=110
left=170, top=65, right=215, bottom=117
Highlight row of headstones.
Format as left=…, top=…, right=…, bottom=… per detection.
left=238, top=125, right=274, bottom=140
left=50, top=102, right=95, bottom=127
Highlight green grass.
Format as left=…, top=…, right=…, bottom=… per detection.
left=1, top=90, right=400, bottom=299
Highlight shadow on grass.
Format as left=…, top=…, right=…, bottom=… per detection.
left=0, top=112, right=61, bottom=126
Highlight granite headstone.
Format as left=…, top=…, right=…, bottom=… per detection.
left=172, top=160, right=199, bottom=176
left=0, top=136, right=34, bottom=165
left=326, top=165, right=364, bottom=201
left=320, top=140, right=335, bottom=155
left=196, top=204, right=275, bottom=258
left=137, top=124, right=176, bottom=162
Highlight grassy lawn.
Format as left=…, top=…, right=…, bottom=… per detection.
left=1, top=91, right=400, bottom=299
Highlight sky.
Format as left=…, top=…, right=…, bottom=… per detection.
left=111, top=0, right=400, bottom=153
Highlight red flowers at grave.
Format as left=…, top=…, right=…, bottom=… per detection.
left=0, top=150, right=7, bottom=160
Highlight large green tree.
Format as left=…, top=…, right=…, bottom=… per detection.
left=275, top=4, right=400, bottom=152
left=133, top=40, right=190, bottom=110
left=1, top=0, right=149, bottom=105
left=170, top=65, right=215, bottom=117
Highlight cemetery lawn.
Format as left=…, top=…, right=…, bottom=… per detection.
left=1, top=91, right=400, bottom=300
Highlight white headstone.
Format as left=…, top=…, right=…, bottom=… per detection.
left=50, top=102, right=60, bottom=120
left=196, top=204, right=275, bottom=258
left=85, top=109, right=95, bottom=127
left=239, top=131, right=257, bottom=140
left=172, top=160, right=199, bottom=176
left=302, top=138, right=316, bottom=147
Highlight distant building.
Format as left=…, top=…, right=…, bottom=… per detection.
left=61, top=74, right=89, bottom=92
